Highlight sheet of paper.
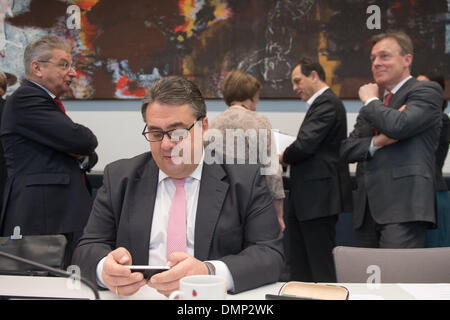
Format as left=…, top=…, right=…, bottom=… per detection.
left=397, top=284, right=450, bottom=300
left=272, top=130, right=296, bottom=155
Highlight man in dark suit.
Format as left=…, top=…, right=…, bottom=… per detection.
left=340, top=32, right=443, bottom=248
left=72, top=76, right=284, bottom=296
left=0, top=36, right=98, bottom=257
left=279, top=58, right=352, bottom=282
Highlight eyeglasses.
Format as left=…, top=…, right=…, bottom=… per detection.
left=38, top=60, right=75, bottom=71
left=142, top=117, right=203, bottom=142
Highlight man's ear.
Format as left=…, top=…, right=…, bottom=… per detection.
left=30, top=61, right=43, bottom=78
left=202, top=116, right=209, bottom=133
left=310, top=70, right=319, bottom=82
left=404, top=53, right=413, bottom=69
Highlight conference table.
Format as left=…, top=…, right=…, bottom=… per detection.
left=1, top=275, right=450, bottom=300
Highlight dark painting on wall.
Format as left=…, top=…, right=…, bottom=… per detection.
left=0, top=0, right=448, bottom=99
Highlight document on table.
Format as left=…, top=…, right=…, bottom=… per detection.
left=397, top=284, right=450, bottom=300
left=272, top=130, right=296, bottom=155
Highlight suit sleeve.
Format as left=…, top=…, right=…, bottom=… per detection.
left=340, top=113, right=373, bottom=163
left=219, top=168, right=284, bottom=293
left=72, top=165, right=117, bottom=286
left=359, top=81, right=443, bottom=141
left=11, top=92, right=97, bottom=155
left=282, top=99, right=336, bottom=165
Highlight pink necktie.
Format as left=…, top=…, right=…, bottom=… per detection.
left=166, top=178, right=187, bottom=258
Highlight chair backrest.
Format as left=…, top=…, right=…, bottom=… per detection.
left=333, top=246, right=450, bottom=283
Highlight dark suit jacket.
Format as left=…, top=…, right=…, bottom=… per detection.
left=340, top=78, right=443, bottom=228
left=0, top=98, right=6, bottom=213
left=0, top=80, right=98, bottom=236
left=282, top=88, right=353, bottom=221
left=435, top=113, right=450, bottom=191
left=72, top=152, right=284, bottom=293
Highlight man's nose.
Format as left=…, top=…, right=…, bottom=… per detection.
left=68, top=66, right=77, bottom=77
left=160, top=133, right=176, bottom=150
left=372, top=56, right=382, bottom=67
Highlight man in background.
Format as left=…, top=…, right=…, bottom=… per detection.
left=280, top=58, right=352, bottom=282
left=0, top=36, right=98, bottom=263
left=340, top=32, right=443, bottom=248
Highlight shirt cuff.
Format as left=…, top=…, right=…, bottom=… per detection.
left=365, top=97, right=379, bottom=106
left=369, top=137, right=382, bottom=156
left=96, top=256, right=108, bottom=288
left=207, top=260, right=235, bottom=292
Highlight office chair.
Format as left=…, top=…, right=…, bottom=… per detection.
left=333, top=246, right=450, bottom=283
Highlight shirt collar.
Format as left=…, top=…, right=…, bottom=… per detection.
left=385, top=75, right=412, bottom=96
left=28, top=80, right=56, bottom=99
left=306, top=86, right=329, bottom=108
left=158, top=151, right=204, bottom=184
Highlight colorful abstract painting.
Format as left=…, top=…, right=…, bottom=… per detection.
left=0, top=0, right=448, bottom=99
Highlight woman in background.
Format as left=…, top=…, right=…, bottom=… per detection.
left=208, top=70, right=286, bottom=231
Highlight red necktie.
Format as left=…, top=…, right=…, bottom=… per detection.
left=373, top=92, right=393, bottom=136
left=383, top=92, right=393, bottom=106
left=55, top=98, right=87, bottom=185
left=54, top=98, right=66, bottom=114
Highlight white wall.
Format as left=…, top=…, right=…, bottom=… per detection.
left=65, top=99, right=450, bottom=174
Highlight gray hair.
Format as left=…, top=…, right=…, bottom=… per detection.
left=24, top=35, right=72, bottom=77
left=141, top=76, right=207, bottom=121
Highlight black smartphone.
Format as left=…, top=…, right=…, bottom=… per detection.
left=125, top=266, right=170, bottom=280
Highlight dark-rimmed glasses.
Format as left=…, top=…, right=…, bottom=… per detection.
left=142, top=117, right=203, bottom=142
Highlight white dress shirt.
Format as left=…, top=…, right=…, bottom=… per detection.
left=29, top=80, right=56, bottom=99
left=96, top=154, right=235, bottom=291
left=306, top=86, right=329, bottom=109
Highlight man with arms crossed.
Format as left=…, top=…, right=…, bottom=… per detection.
left=340, top=32, right=443, bottom=248
left=0, top=36, right=98, bottom=259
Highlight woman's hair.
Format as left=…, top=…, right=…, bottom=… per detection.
left=221, top=70, right=261, bottom=106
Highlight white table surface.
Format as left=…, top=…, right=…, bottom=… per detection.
left=1, top=275, right=450, bottom=300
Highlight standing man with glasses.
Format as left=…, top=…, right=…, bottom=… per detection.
left=72, top=76, right=284, bottom=297
left=0, top=35, right=98, bottom=264
left=340, top=32, right=443, bottom=248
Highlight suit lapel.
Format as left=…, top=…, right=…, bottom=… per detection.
left=388, top=77, right=416, bottom=109
left=298, top=88, right=331, bottom=136
left=128, top=156, right=159, bottom=264
left=194, top=163, right=229, bottom=261
left=24, top=80, right=66, bottom=112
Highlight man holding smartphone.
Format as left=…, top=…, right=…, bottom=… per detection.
left=72, top=76, right=284, bottom=296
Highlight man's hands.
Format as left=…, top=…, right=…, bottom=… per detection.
left=372, top=133, right=398, bottom=147
left=102, top=249, right=211, bottom=297
left=101, top=247, right=147, bottom=296
left=149, top=252, right=209, bottom=297
left=372, top=105, right=407, bottom=148
left=359, top=83, right=380, bottom=105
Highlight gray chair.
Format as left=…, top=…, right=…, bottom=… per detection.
left=333, top=246, right=450, bottom=283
